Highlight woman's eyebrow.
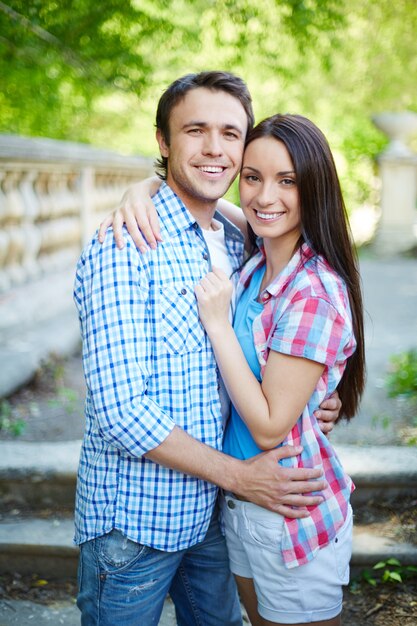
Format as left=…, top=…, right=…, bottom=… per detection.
left=241, top=165, right=296, bottom=175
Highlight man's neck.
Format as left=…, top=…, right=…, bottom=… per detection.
left=165, top=180, right=219, bottom=231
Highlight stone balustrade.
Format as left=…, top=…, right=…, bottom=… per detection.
left=0, top=135, right=155, bottom=396
left=0, top=134, right=154, bottom=293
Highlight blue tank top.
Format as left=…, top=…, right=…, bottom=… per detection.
left=223, top=265, right=268, bottom=460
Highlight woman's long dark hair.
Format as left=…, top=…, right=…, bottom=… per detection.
left=244, top=114, right=365, bottom=420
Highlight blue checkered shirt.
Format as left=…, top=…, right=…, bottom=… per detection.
left=73, top=183, right=244, bottom=550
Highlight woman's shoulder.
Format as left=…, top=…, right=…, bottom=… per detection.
left=281, top=254, right=351, bottom=326
left=301, top=253, right=348, bottom=299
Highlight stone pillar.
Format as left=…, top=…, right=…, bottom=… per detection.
left=372, top=112, right=417, bottom=256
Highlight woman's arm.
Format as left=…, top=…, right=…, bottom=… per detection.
left=195, top=268, right=324, bottom=450
left=215, top=199, right=249, bottom=248
left=97, top=180, right=251, bottom=251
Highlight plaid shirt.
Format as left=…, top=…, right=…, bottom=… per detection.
left=73, top=183, right=244, bottom=550
left=236, top=242, right=356, bottom=568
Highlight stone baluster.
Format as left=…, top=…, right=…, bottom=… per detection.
left=2, top=171, right=26, bottom=285
left=19, top=170, right=42, bottom=279
left=0, top=172, right=10, bottom=291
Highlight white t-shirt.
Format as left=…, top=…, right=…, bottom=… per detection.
left=202, top=218, right=235, bottom=426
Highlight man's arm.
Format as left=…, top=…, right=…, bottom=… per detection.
left=75, top=233, right=176, bottom=456
left=147, top=426, right=327, bottom=518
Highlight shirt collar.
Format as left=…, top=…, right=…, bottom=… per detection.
left=153, top=182, right=244, bottom=244
left=241, top=241, right=315, bottom=300
left=153, top=182, right=196, bottom=239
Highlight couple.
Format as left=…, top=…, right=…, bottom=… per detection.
left=74, top=71, right=365, bottom=625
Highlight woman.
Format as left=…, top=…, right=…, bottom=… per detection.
left=193, top=114, right=365, bottom=625
left=99, top=114, right=365, bottom=625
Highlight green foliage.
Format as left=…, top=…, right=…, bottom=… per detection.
left=48, top=386, right=79, bottom=415
left=0, top=400, right=27, bottom=436
left=386, top=349, right=417, bottom=401
left=0, top=0, right=416, bottom=211
left=359, top=559, right=417, bottom=587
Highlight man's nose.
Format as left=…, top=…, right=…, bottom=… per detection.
left=202, top=132, right=223, bottom=156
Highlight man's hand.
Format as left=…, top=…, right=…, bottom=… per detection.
left=315, top=390, right=342, bottom=435
left=98, top=178, right=162, bottom=251
left=147, top=427, right=325, bottom=519
left=231, top=445, right=327, bottom=518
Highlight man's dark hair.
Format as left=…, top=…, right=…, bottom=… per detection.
left=155, top=71, right=254, bottom=180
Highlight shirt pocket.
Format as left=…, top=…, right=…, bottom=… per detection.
left=160, top=283, right=204, bottom=354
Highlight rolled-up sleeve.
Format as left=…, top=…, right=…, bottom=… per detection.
left=269, top=296, right=354, bottom=367
left=74, top=233, right=175, bottom=456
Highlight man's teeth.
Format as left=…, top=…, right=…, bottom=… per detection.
left=256, top=211, right=282, bottom=220
left=198, top=166, right=224, bottom=173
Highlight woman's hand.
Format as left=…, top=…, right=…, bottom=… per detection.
left=98, top=177, right=163, bottom=251
left=195, top=267, right=233, bottom=335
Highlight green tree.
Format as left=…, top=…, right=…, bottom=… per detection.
left=1, top=1, right=416, bottom=212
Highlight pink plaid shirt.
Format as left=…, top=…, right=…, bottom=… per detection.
left=236, top=242, right=356, bottom=568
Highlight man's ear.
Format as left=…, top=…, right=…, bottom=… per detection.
left=156, top=129, right=169, bottom=157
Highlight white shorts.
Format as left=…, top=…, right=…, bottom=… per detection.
left=221, top=494, right=353, bottom=624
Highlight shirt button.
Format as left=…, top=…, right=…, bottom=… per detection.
left=202, top=253, right=209, bottom=261
left=262, top=293, right=270, bottom=302
left=227, top=499, right=236, bottom=509
left=180, top=288, right=187, bottom=295
left=193, top=223, right=199, bottom=230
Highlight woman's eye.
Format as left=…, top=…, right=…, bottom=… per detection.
left=281, top=178, right=296, bottom=186
left=244, top=175, right=259, bottom=182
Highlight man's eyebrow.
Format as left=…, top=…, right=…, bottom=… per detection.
left=182, top=121, right=244, bottom=135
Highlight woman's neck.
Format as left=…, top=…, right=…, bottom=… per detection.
left=260, top=235, right=301, bottom=291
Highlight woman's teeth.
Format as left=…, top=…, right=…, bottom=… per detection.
left=256, top=211, right=282, bottom=220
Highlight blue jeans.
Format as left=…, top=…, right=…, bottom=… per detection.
left=77, top=510, right=242, bottom=625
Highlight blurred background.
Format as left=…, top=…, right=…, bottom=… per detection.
left=1, top=0, right=416, bottom=214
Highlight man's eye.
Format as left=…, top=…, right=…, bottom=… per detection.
left=188, top=128, right=203, bottom=135
left=224, top=132, right=239, bottom=140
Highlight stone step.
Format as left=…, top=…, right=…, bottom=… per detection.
left=0, top=441, right=80, bottom=510
left=337, top=444, right=417, bottom=505
left=1, top=441, right=416, bottom=510
left=1, top=516, right=416, bottom=580
left=0, top=517, right=77, bottom=579
left=0, top=595, right=177, bottom=626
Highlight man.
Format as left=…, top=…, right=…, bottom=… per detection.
left=74, top=71, right=340, bottom=625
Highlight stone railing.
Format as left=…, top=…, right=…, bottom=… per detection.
left=0, top=134, right=154, bottom=293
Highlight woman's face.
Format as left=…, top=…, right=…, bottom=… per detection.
left=239, top=136, right=301, bottom=247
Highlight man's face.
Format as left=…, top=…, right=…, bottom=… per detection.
left=157, top=87, right=248, bottom=214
